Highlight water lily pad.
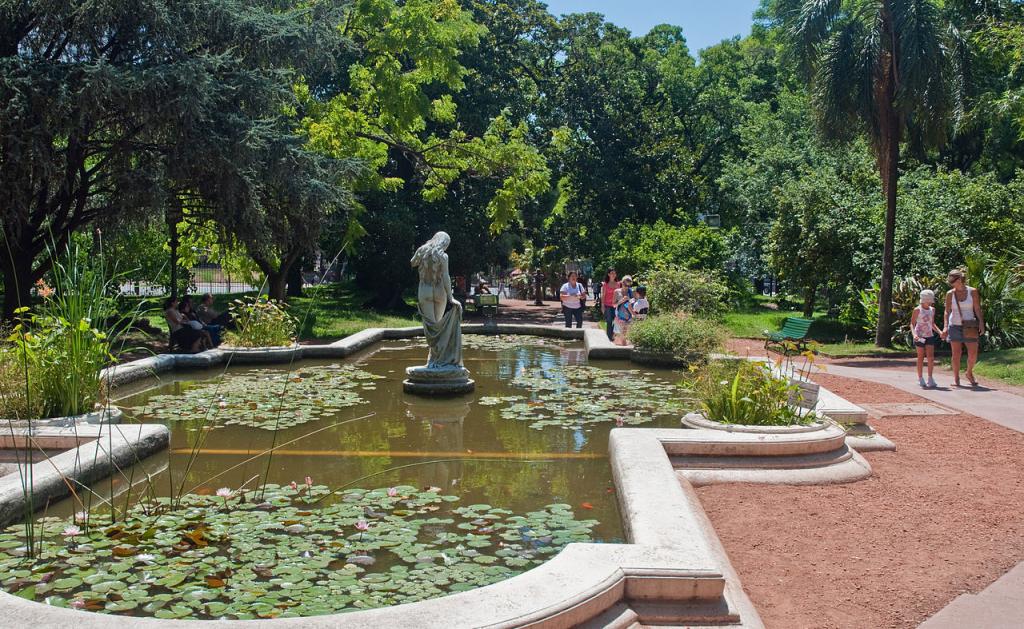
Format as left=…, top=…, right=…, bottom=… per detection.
left=480, top=364, right=693, bottom=429
left=0, top=485, right=597, bottom=620
left=126, top=364, right=384, bottom=431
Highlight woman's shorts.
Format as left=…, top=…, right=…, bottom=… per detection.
left=947, top=325, right=978, bottom=344
left=914, top=335, right=938, bottom=348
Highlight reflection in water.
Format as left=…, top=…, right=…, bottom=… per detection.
left=404, top=396, right=469, bottom=491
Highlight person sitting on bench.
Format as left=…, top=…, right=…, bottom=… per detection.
left=197, top=293, right=234, bottom=329
left=164, top=297, right=211, bottom=353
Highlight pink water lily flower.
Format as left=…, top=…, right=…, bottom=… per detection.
left=305, top=476, right=313, bottom=486
left=74, top=511, right=88, bottom=524
left=69, top=599, right=86, bottom=609
left=62, top=525, right=82, bottom=538
left=289, top=481, right=298, bottom=490
left=355, top=520, right=370, bottom=532
left=387, top=487, right=398, bottom=497
left=216, top=487, right=232, bottom=498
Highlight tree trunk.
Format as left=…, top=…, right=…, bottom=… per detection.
left=267, top=271, right=287, bottom=301
left=803, top=284, right=816, bottom=318
left=286, top=258, right=304, bottom=298
left=167, top=204, right=182, bottom=300
left=874, top=57, right=900, bottom=348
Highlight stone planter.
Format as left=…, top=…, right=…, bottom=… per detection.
left=682, top=411, right=826, bottom=433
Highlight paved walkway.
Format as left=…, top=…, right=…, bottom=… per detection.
left=821, top=362, right=1024, bottom=434
left=918, top=561, right=1024, bottom=629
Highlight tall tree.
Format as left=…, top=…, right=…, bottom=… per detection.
left=0, top=0, right=345, bottom=318
left=772, top=0, right=962, bottom=346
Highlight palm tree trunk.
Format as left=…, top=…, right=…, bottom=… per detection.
left=875, top=65, right=899, bottom=348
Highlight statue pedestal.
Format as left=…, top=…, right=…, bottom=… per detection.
left=403, top=365, right=475, bottom=395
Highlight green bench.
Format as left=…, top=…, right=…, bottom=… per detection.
left=476, top=293, right=499, bottom=317
left=763, top=317, right=814, bottom=355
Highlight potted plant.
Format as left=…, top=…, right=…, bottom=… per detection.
left=685, top=360, right=817, bottom=428
left=628, top=313, right=725, bottom=368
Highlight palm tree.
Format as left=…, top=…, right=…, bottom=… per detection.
left=775, top=0, right=964, bottom=346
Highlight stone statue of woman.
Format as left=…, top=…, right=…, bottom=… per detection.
left=405, top=232, right=473, bottom=393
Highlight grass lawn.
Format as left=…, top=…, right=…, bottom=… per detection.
left=817, top=341, right=911, bottom=357
left=723, top=304, right=858, bottom=344
left=291, top=284, right=418, bottom=340
left=946, top=348, right=1024, bottom=386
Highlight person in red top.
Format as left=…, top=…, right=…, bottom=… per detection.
left=601, top=268, right=621, bottom=341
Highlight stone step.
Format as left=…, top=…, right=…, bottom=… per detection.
left=577, top=602, right=639, bottom=629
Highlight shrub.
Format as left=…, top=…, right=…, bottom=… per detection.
left=646, top=266, right=730, bottom=318
left=604, top=221, right=728, bottom=275
left=693, top=360, right=808, bottom=426
left=0, top=343, right=43, bottom=419
left=859, top=276, right=946, bottom=347
left=226, top=296, right=297, bottom=347
left=966, top=255, right=1024, bottom=350
left=628, top=314, right=725, bottom=363
left=5, top=244, right=124, bottom=418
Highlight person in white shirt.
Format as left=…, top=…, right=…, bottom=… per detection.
left=559, top=271, right=586, bottom=328
left=942, top=268, right=985, bottom=387
left=632, top=286, right=650, bottom=320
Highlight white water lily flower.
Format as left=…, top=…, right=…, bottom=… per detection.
left=216, top=487, right=232, bottom=498
left=74, top=511, right=88, bottom=524
left=136, top=553, right=156, bottom=563
left=62, top=525, right=82, bottom=538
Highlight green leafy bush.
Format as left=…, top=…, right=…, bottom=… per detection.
left=226, top=296, right=297, bottom=347
left=628, top=314, right=725, bottom=363
left=859, top=276, right=946, bottom=347
left=694, top=360, right=807, bottom=426
left=0, top=341, right=43, bottom=419
left=646, top=266, right=730, bottom=318
left=966, top=255, right=1024, bottom=350
left=604, top=221, right=728, bottom=275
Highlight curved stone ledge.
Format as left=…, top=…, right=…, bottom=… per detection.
left=219, top=344, right=302, bottom=364
left=661, top=423, right=850, bottom=458
left=682, top=412, right=827, bottom=434
left=679, top=450, right=872, bottom=486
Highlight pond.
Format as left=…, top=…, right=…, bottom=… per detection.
left=0, top=336, right=696, bottom=619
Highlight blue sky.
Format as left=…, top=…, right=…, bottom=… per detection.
left=542, top=0, right=760, bottom=53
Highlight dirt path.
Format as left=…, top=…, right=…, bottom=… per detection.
left=695, top=375, right=1024, bottom=629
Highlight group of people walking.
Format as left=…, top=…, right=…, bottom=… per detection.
left=911, top=268, right=986, bottom=388
left=163, top=293, right=233, bottom=353
left=558, top=268, right=648, bottom=344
